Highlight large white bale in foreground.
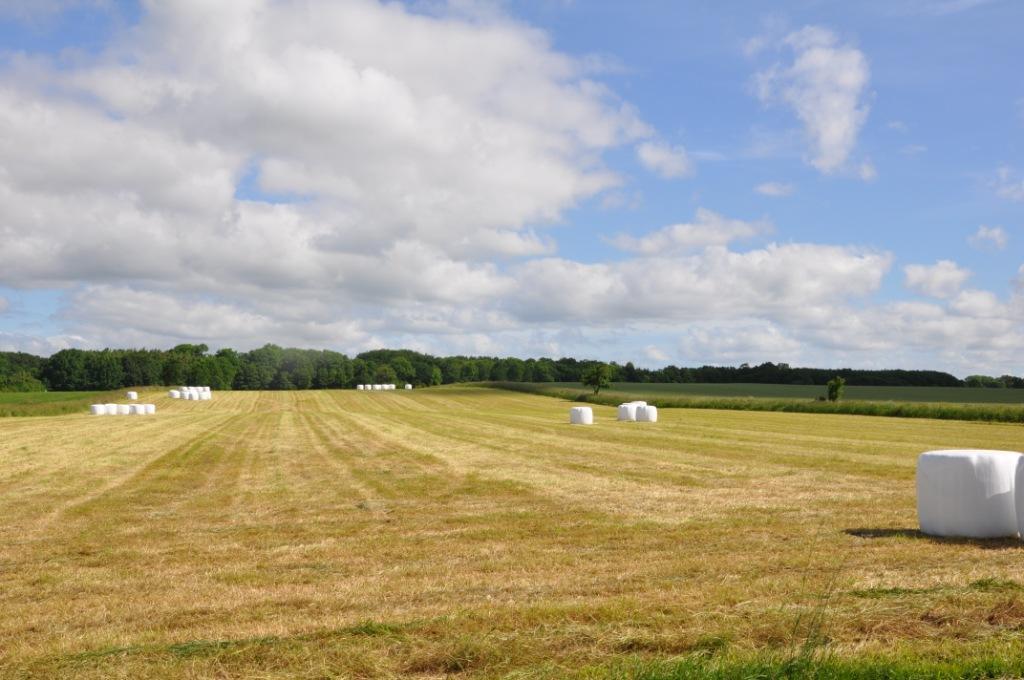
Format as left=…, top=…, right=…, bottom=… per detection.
left=569, top=406, right=593, bottom=425
left=104, top=403, right=118, bottom=415
left=90, top=404, right=106, bottom=416
left=145, top=404, right=156, bottom=415
left=636, top=405, right=658, bottom=422
left=917, top=449, right=1021, bottom=539
left=116, top=404, right=131, bottom=415
left=617, top=403, right=638, bottom=421
left=126, top=391, right=138, bottom=400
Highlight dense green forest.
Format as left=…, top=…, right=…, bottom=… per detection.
left=1, top=344, right=1021, bottom=392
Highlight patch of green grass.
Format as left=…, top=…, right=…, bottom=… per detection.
left=850, top=586, right=941, bottom=599
left=484, top=383, right=1024, bottom=423
left=0, top=390, right=122, bottom=417
left=596, top=653, right=1024, bottom=680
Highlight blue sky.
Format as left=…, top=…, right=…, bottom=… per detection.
left=0, top=0, right=1020, bottom=375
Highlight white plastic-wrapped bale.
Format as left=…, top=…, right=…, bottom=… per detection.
left=104, top=403, right=118, bottom=415
left=90, top=404, right=106, bottom=416
left=130, top=404, right=146, bottom=415
left=357, top=385, right=365, bottom=390
left=630, top=401, right=647, bottom=407
left=617, top=403, right=638, bottom=421
left=117, top=404, right=131, bottom=415
left=169, top=390, right=180, bottom=399
left=405, top=384, right=413, bottom=390
left=145, top=404, right=156, bottom=415
left=636, top=405, right=658, bottom=422
left=1015, top=458, right=1024, bottom=542
left=126, top=391, right=138, bottom=400
left=373, top=384, right=382, bottom=391
left=917, top=449, right=1022, bottom=539
left=569, top=406, right=594, bottom=425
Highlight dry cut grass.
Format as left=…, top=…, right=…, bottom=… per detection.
left=1, top=386, right=1024, bottom=678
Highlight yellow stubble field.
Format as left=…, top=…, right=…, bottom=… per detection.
left=1, top=387, right=1023, bottom=678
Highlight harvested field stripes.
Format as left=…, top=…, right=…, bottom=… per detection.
left=3, top=386, right=1024, bottom=678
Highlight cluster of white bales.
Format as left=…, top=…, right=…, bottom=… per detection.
left=90, top=390, right=156, bottom=415
left=168, top=386, right=213, bottom=400
left=569, top=401, right=658, bottom=425
left=917, top=449, right=1024, bottom=540
left=355, top=384, right=413, bottom=391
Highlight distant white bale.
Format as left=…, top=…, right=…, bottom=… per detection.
left=145, top=403, right=156, bottom=415
left=130, top=404, right=146, bottom=415
left=126, top=391, right=138, bottom=400
left=202, top=386, right=210, bottom=392
left=90, top=404, right=106, bottom=416
left=183, top=391, right=193, bottom=400
left=569, top=406, right=593, bottom=425
left=373, top=384, right=382, bottom=391
left=104, top=403, right=118, bottom=415
left=117, top=404, right=131, bottom=415
left=636, top=405, right=658, bottom=422
left=405, top=384, right=412, bottom=390
left=629, top=401, right=647, bottom=407
left=357, top=384, right=365, bottom=390
left=917, top=450, right=1021, bottom=539
left=200, top=392, right=212, bottom=401
left=168, top=390, right=180, bottom=399
left=617, top=403, right=638, bottom=421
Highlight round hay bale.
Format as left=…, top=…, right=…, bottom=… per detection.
left=569, top=406, right=593, bottom=425
left=636, top=405, right=658, bottom=422
left=169, top=390, right=180, bottom=399
left=405, top=384, right=413, bottom=390
left=90, top=404, right=106, bottom=416
left=104, top=403, right=118, bottom=415
left=918, top=449, right=1021, bottom=538
left=116, top=404, right=131, bottom=415
left=145, top=404, right=156, bottom=415
left=617, top=403, right=638, bottom=421
left=126, top=391, right=138, bottom=400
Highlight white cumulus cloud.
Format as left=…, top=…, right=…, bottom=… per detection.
left=610, top=208, right=770, bottom=255
left=635, top=141, right=692, bottom=178
left=968, top=225, right=1008, bottom=251
left=754, top=25, right=871, bottom=174
left=904, top=260, right=972, bottom=299
left=755, top=181, right=795, bottom=196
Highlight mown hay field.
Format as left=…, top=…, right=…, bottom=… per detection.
left=2, top=386, right=1024, bottom=678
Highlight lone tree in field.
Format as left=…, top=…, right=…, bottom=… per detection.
left=581, top=363, right=613, bottom=395
left=826, top=375, right=846, bottom=402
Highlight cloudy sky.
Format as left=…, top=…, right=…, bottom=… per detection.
left=0, top=0, right=1021, bottom=375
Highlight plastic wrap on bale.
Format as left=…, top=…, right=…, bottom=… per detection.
left=917, top=449, right=1022, bottom=539
left=617, top=403, right=638, bottom=421
left=636, top=405, right=658, bottom=422
left=569, top=406, right=593, bottom=425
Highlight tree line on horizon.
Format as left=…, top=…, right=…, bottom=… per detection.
left=0, top=344, right=1021, bottom=392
